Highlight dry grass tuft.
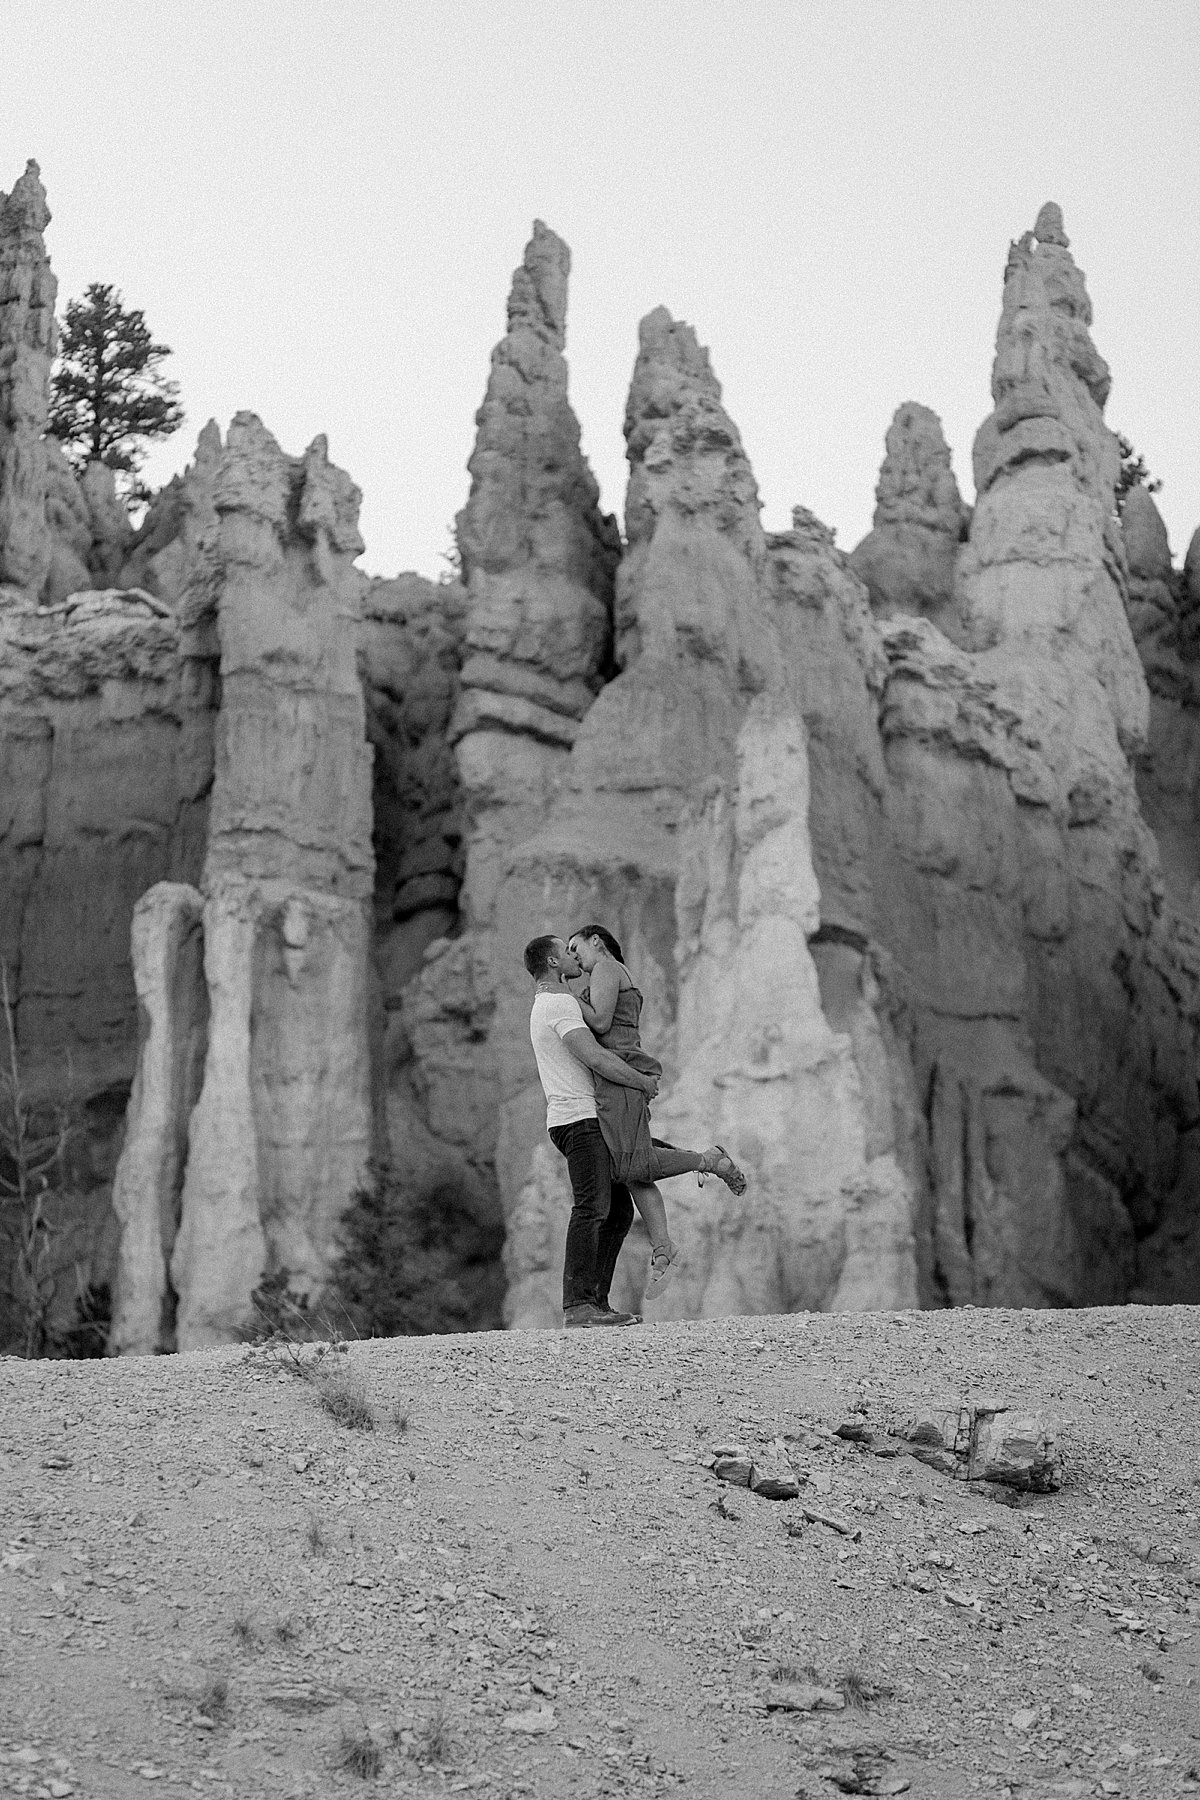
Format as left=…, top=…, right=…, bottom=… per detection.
left=196, top=1676, right=229, bottom=1721
left=337, top=1725, right=384, bottom=1778
left=317, top=1366, right=376, bottom=1431
left=390, top=1398, right=410, bottom=1434
left=840, top=1664, right=894, bottom=1710
left=231, top=1611, right=257, bottom=1650
left=770, top=1662, right=820, bottom=1686
left=413, top=1697, right=455, bottom=1764
left=305, top=1512, right=329, bottom=1556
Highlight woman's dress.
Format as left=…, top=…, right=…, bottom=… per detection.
left=591, top=986, right=668, bottom=1184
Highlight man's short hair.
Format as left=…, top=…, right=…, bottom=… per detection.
left=523, top=935, right=558, bottom=979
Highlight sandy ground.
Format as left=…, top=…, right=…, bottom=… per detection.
left=1, top=1305, right=1198, bottom=1800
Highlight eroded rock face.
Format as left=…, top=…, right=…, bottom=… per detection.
left=109, top=884, right=207, bottom=1356
left=1119, top=487, right=1200, bottom=918
left=112, top=416, right=376, bottom=1350
left=860, top=209, right=1200, bottom=1308
left=849, top=403, right=967, bottom=625
left=451, top=221, right=620, bottom=926
left=42, top=437, right=93, bottom=605
left=482, top=305, right=918, bottom=1325
left=0, top=161, right=55, bottom=596
left=0, top=584, right=217, bottom=1350
left=362, top=573, right=467, bottom=999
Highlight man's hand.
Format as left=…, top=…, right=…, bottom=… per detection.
left=563, top=1028, right=659, bottom=1096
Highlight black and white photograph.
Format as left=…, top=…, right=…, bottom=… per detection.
left=2, top=3, right=1199, bottom=1794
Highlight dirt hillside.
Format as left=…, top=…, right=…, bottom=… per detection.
left=1, top=1305, right=1198, bottom=1799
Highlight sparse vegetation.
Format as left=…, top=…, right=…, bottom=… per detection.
left=0, top=962, right=77, bottom=1358
left=770, top=1661, right=821, bottom=1686
left=244, top=1271, right=376, bottom=1429
left=390, top=1399, right=410, bottom=1435
left=231, top=1612, right=257, bottom=1650
left=305, top=1512, right=329, bottom=1557
left=48, top=282, right=184, bottom=495
left=412, top=1697, right=455, bottom=1765
left=840, top=1665, right=894, bottom=1710
left=330, top=1166, right=504, bottom=1339
left=196, top=1676, right=230, bottom=1722
left=274, top=1616, right=301, bottom=1645
left=317, top=1366, right=376, bottom=1432
left=1116, top=432, right=1162, bottom=500
left=337, top=1723, right=384, bottom=1778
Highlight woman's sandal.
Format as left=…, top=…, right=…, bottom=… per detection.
left=644, top=1246, right=678, bottom=1301
left=697, top=1145, right=747, bottom=1197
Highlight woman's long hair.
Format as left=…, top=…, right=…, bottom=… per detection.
left=573, top=923, right=625, bottom=965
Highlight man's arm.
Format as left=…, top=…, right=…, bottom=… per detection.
left=562, top=1028, right=658, bottom=1097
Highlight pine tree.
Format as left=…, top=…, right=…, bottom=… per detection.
left=1115, top=432, right=1162, bottom=500
left=48, top=282, right=184, bottom=484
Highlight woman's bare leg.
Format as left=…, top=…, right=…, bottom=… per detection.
left=647, top=1148, right=706, bottom=1180
left=629, top=1181, right=673, bottom=1254
left=649, top=1145, right=748, bottom=1194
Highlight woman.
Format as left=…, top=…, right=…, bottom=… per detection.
left=567, top=923, right=746, bottom=1300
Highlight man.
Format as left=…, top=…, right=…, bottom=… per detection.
left=525, top=934, right=660, bottom=1329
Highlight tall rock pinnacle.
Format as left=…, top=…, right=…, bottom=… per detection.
left=849, top=402, right=967, bottom=622
left=613, top=306, right=770, bottom=681
left=955, top=201, right=1146, bottom=757
left=0, top=161, right=56, bottom=594
left=451, top=222, right=620, bottom=923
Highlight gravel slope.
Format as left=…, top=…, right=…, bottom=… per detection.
left=1, top=1305, right=1198, bottom=1799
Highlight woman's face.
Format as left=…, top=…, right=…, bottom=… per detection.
left=567, top=933, right=602, bottom=972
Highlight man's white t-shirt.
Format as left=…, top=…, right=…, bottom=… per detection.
left=530, top=992, right=596, bottom=1129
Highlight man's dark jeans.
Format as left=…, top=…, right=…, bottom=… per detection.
left=548, top=1117, right=634, bottom=1311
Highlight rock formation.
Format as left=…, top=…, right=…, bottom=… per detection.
left=451, top=220, right=620, bottom=926
left=111, top=416, right=375, bottom=1352
left=362, top=572, right=467, bottom=1000
left=0, top=582, right=217, bottom=1350
left=1119, top=485, right=1200, bottom=917
left=481, top=305, right=918, bottom=1326
left=0, top=162, right=55, bottom=596
left=41, top=436, right=93, bottom=604
left=849, top=402, right=968, bottom=626
left=5, top=170, right=1200, bottom=1349
left=853, top=205, right=1200, bottom=1307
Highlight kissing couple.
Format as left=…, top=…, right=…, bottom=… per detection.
left=525, top=925, right=747, bottom=1329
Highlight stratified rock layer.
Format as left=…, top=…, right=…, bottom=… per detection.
left=849, top=402, right=967, bottom=625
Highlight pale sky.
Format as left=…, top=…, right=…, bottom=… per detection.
left=4, top=1, right=1198, bottom=578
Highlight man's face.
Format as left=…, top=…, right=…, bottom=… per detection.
left=553, top=937, right=583, bottom=979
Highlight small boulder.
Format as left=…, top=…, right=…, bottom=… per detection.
left=711, top=1445, right=754, bottom=1487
